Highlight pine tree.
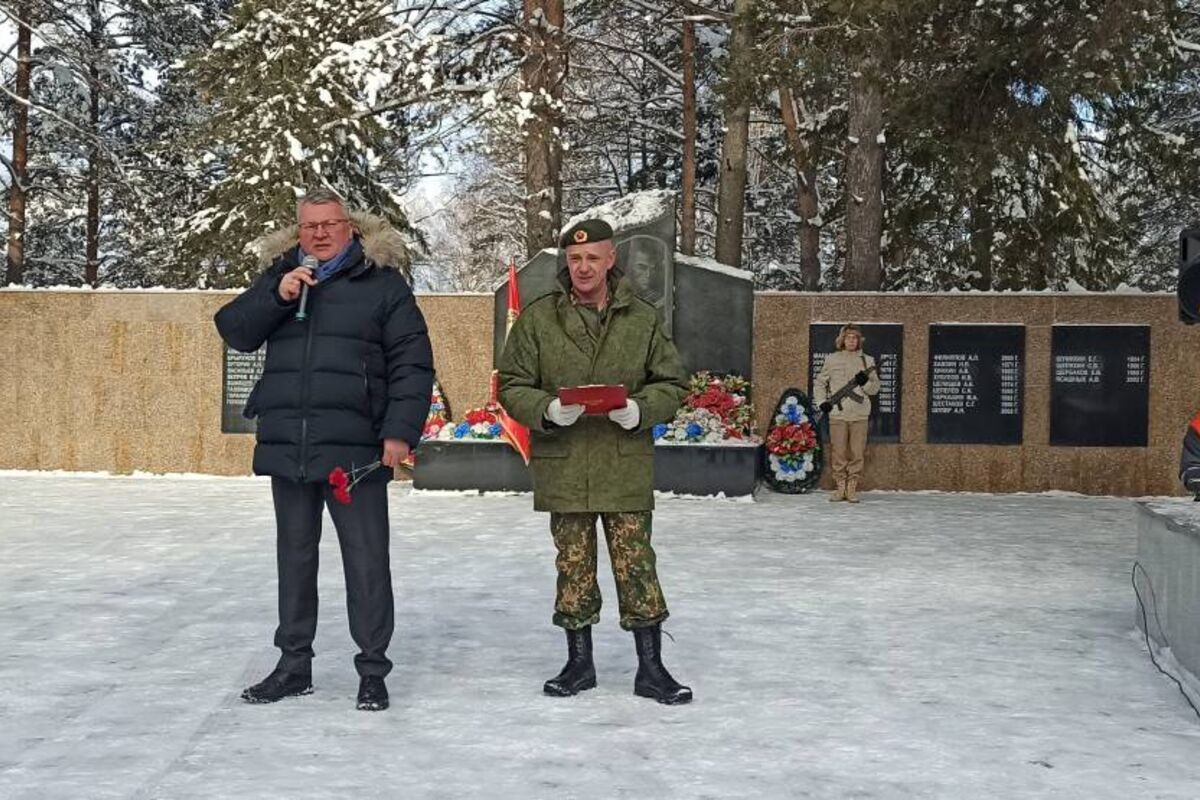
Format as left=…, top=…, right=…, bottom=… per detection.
left=885, top=0, right=1199, bottom=291
left=180, top=0, right=428, bottom=287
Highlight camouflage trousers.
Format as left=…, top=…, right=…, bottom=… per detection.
left=549, top=511, right=669, bottom=631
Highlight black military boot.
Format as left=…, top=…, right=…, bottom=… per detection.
left=356, top=675, right=389, bottom=711
left=633, top=625, right=692, bottom=705
left=241, top=668, right=313, bottom=704
left=543, top=626, right=597, bottom=697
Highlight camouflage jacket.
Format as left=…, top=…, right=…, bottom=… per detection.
left=498, top=274, right=687, bottom=512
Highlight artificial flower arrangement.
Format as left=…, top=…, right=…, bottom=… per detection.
left=653, top=371, right=760, bottom=445
left=761, top=388, right=823, bottom=494
left=402, top=380, right=451, bottom=468
left=420, top=381, right=451, bottom=440
left=433, top=401, right=505, bottom=441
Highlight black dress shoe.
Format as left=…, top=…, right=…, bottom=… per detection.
left=241, top=668, right=313, bottom=704
left=544, top=626, right=597, bottom=697
left=632, top=625, right=692, bottom=705
left=357, top=675, right=389, bottom=711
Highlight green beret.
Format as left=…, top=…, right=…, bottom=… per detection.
left=559, top=219, right=613, bottom=249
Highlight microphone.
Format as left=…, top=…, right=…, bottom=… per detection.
left=295, top=254, right=319, bottom=321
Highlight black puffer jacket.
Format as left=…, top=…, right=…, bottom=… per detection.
left=214, top=213, right=434, bottom=483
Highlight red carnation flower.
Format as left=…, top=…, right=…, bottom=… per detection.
left=327, top=460, right=383, bottom=504
left=328, top=467, right=349, bottom=489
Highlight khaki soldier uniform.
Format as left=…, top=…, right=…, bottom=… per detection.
left=814, top=344, right=881, bottom=500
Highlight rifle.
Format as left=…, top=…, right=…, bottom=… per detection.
left=813, top=363, right=879, bottom=423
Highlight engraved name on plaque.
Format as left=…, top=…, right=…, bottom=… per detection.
left=927, top=324, right=1025, bottom=445
left=221, top=345, right=266, bottom=434
left=1050, top=325, right=1150, bottom=447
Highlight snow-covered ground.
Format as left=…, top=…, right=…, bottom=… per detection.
left=1, top=474, right=1198, bottom=799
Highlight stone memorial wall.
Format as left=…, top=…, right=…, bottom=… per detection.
left=1, top=289, right=1196, bottom=495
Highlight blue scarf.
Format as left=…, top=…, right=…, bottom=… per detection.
left=300, top=238, right=362, bottom=283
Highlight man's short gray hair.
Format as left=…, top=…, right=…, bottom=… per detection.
left=297, top=188, right=346, bottom=216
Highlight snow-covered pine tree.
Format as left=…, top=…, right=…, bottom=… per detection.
left=101, top=1, right=234, bottom=288
left=885, top=0, right=1200, bottom=291
left=13, top=0, right=157, bottom=287
left=750, top=1, right=851, bottom=289
left=2, top=1, right=231, bottom=287
left=180, top=0, right=433, bottom=287
left=553, top=1, right=726, bottom=251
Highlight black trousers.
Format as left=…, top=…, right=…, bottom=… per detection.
left=270, top=477, right=394, bottom=678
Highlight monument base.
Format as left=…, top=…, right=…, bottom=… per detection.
left=414, top=440, right=532, bottom=492
left=653, top=443, right=760, bottom=497
left=413, top=440, right=760, bottom=497
left=1134, top=501, right=1200, bottom=686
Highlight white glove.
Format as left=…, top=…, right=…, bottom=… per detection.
left=607, top=399, right=640, bottom=430
left=545, top=398, right=585, bottom=427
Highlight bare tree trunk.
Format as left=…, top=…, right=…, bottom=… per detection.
left=969, top=181, right=994, bottom=290
left=779, top=86, right=821, bottom=290
left=844, top=52, right=884, bottom=290
left=680, top=16, right=697, bottom=255
left=85, top=0, right=102, bottom=287
left=1029, top=242, right=1049, bottom=291
left=521, top=0, right=565, bottom=258
left=714, top=0, right=755, bottom=268
left=4, top=0, right=32, bottom=286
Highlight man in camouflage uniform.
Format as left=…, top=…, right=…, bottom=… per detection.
left=498, top=219, right=692, bottom=705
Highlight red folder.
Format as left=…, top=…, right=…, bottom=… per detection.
left=558, top=384, right=628, bottom=415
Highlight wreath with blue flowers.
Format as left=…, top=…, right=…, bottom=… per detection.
left=761, top=388, right=823, bottom=493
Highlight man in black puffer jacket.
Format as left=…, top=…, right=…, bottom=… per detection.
left=215, top=189, right=433, bottom=712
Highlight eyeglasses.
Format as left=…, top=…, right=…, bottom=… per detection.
left=299, top=219, right=349, bottom=233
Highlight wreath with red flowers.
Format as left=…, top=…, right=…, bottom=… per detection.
left=761, top=387, right=823, bottom=494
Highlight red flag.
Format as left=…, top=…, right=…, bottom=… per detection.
left=506, top=256, right=521, bottom=337
left=497, top=257, right=531, bottom=464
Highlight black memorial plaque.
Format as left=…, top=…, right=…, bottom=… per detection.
left=926, top=325, right=1024, bottom=445
left=1184, top=226, right=1200, bottom=265
left=1049, top=325, right=1150, bottom=447
left=808, top=323, right=903, bottom=443
left=222, top=345, right=266, bottom=434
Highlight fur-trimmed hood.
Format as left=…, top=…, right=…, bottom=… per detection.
left=250, top=211, right=409, bottom=270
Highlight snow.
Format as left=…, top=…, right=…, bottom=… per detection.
left=757, top=288, right=1171, bottom=298
left=1138, top=499, right=1200, bottom=534
left=652, top=439, right=760, bottom=448
left=674, top=253, right=754, bottom=283
left=2, top=474, right=1199, bottom=799
left=283, top=131, right=305, bottom=162
left=0, top=285, right=236, bottom=294
left=562, top=189, right=675, bottom=236
left=0, top=288, right=497, bottom=297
